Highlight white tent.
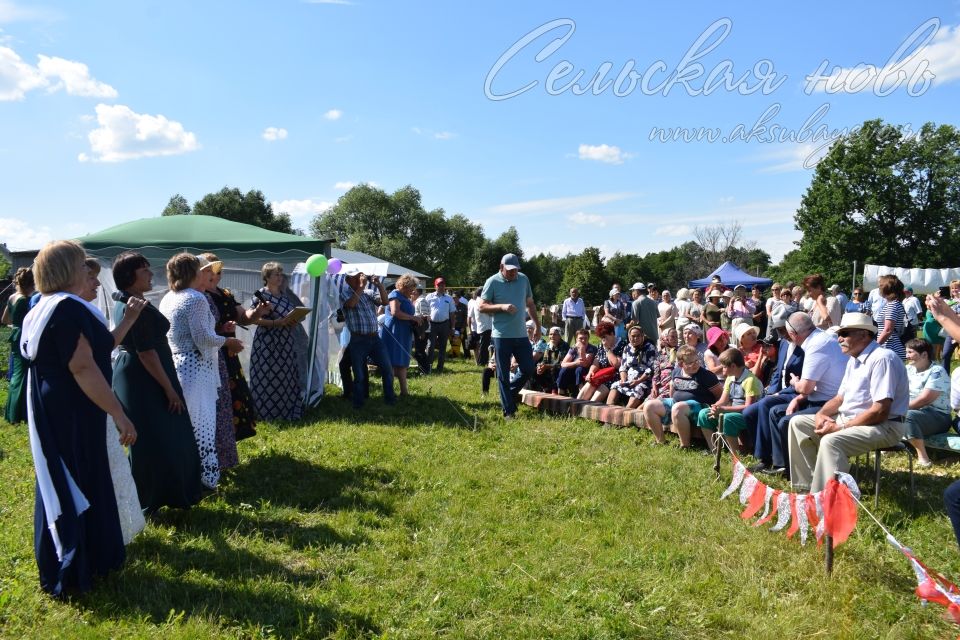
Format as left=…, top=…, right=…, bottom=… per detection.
left=863, top=264, right=960, bottom=294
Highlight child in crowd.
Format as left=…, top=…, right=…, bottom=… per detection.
left=697, top=348, right=762, bottom=454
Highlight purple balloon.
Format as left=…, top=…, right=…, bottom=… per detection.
left=326, top=258, right=343, bottom=274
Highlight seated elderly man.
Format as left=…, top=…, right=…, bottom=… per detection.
left=788, top=313, right=909, bottom=493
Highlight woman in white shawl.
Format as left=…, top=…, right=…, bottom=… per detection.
left=158, top=253, right=243, bottom=490
left=21, top=241, right=138, bottom=596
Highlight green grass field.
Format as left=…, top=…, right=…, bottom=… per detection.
left=2, top=334, right=960, bottom=638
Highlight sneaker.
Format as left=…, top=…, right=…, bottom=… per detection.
left=503, top=413, right=516, bottom=421
left=759, top=466, right=787, bottom=477
left=748, top=462, right=770, bottom=473
left=918, top=459, right=933, bottom=468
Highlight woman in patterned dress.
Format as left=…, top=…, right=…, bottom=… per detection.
left=159, top=253, right=244, bottom=489
left=249, top=262, right=303, bottom=421
left=607, top=325, right=658, bottom=408
left=3, top=266, right=34, bottom=423
left=199, top=253, right=267, bottom=441
left=577, top=321, right=627, bottom=402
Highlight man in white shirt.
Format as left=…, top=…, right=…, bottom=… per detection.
left=468, top=286, right=494, bottom=365
left=788, top=313, right=909, bottom=493
left=902, top=287, right=923, bottom=340
left=424, top=277, right=457, bottom=373
left=561, top=288, right=586, bottom=344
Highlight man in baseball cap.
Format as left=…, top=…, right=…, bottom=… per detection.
left=477, top=253, right=538, bottom=419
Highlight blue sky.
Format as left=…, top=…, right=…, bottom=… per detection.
left=2, top=1, right=958, bottom=263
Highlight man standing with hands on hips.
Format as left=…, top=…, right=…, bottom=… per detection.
left=478, top=254, right=540, bottom=419
left=424, top=277, right=457, bottom=373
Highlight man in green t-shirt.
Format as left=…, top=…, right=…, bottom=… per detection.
left=478, top=253, right=539, bottom=418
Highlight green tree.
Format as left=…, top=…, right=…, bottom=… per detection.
left=466, top=227, right=525, bottom=287
left=792, top=119, right=960, bottom=284
left=523, top=252, right=572, bottom=305
left=191, top=187, right=293, bottom=234
left=558, top=247, right=608, bottom=309
left=604, top=252, right=649, bottom=292
left=310, top=184, right=487, bottom=284
left=161, top=193, right=191, bottom=217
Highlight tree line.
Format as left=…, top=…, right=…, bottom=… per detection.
left=161, top=118, right=960, bottom=304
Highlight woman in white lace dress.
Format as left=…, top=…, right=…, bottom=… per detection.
left=159, top=253, right=244, bottom=489
left=81, top=257, right=147, bottom=544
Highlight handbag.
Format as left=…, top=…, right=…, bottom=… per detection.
left=591, top=366, right=617, bottom=386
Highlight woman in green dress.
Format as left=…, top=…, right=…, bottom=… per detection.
left=110, top=252, right=203, bottom=513
left=3, top=267, right=35, bottom=423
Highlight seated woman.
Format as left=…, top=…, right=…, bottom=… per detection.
left=556, top=329, right=597, bottom=396
left=650, top=328, right=679, bottom=407
left=704, top=327, right=729, bottom=375
left=577, top=321, right=626, bottom=402
left=681, top=324, right=709, bottom=367
left=904, top=338, right=952, bottom=467
left=642, top=344, right=722, bottom=447
left=733, top=323, right=775, bottom=385
left=607, top=325, right=657, bottom=408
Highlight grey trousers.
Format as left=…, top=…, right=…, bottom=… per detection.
left=563, top=316, right=584, bottom=345
left=428, top=319, right=451, bottom=372
left=788, top=414, right=904, bottom=493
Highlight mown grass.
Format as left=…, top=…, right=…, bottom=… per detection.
left=2, top=335, right=960, bottom=638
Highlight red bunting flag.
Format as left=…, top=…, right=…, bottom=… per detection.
left=820, top=477, right=858, bottom=548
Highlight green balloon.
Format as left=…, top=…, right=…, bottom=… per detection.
left=306, top=254, right=328, bottom=277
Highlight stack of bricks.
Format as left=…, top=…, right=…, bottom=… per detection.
left=519, top=390, right=647, bottom=428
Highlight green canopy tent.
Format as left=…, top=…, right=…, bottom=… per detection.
left=79, top=215, right=331, bottom=262
left=78, top=216, right=334, bottom=408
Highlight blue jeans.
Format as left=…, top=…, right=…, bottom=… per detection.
left=747, top=390, right=795, bottom=464
left=493, top=337, right=535, bottom=416
left=348, top=334, right=395, bottom=408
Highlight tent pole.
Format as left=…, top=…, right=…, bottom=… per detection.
left=304, top=273, right=323, bottom=411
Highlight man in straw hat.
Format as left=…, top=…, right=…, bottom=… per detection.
left=787, top=312, right=909, bottom=493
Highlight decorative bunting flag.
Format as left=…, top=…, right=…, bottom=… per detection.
left=720, top=458, right=859, bottom=548
left=887, top=534, right=960, bottom=626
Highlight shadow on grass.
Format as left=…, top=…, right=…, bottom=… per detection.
left=302, top=389, right=484, bottom=431
left=222, top=453, right=398, bottom=515
left=849, top=459, right=960, bottom=518
left=79, top=528, right=380, bottom=637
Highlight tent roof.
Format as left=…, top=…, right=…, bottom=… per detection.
left=78, top=216, right=332, bottom=261
left=331, top=248, right=430, bottom=279
left=688, top=261, right=773, bottom=289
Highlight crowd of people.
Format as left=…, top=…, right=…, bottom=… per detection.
left=8, top=240, right=960, bottom=596
left=1, top=241, right=319, bottom=595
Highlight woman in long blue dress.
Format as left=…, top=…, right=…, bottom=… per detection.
left=381, top=275, right=422, bottom=397
left=22, top=240, right=137, bottom=596
left=3, top=267, right=34, bottom=423
left=250, top=262, right=303, bottom=421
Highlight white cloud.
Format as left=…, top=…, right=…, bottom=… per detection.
left=488, top=192, right=634, bottom=216
left=434, top=131, right=456, bottom=140
left=753, top=143, right=826, bottom=174
left=411, top=126, right=422, bottom=135
left=578, top=143, right=631, bottom=165
left=0, top=45, right=45, bottom=100
left=262, top=126, right=288, bottom=141
left=0, top=1, right=61, bottom=23
left=654, top=224, right=691, bottom=237
left=0, top=45, right=115, bottom=101
left=36, top=55, right=117, bottom=97
left=719, top=196, right=735, bottom=205
left=567, top=212, right=606, bottom=227
left=323, top=109, right=342, bottom=120
left=0, top=216, right=53, bottom=249
left=272, top=198, right=334, bottom=220
left=78, top=104, right=199, bottom=163
left=807, top=20, right=960, bottom=93
left=334, top=181, right=355, bottom=191
left=334, top=134, right=352, bottom=143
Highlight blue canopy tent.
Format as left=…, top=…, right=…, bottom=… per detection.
left=688, top=261, right=773, bottom=289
